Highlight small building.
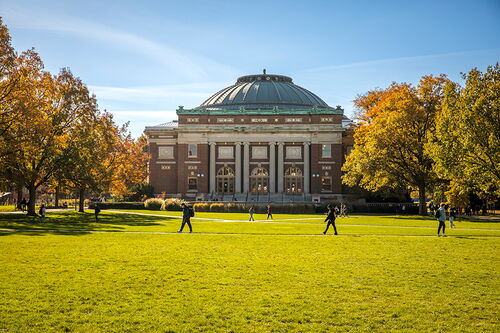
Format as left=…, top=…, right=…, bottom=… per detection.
left=144, top=72, right=350, bottom=201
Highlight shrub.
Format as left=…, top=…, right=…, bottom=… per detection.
left=88, top=202, right=145, bottom=210
left=123, top=183, right=155, bottom=202
left=193, top=202, right=210, bottom=212
left=144, top=198, right=164, bottom=210
left=210, top=203, right=225, bottom=212
left=161, top=198, right=185, bottom=211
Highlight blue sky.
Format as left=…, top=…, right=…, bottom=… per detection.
left=1, top=0, right=499, bottom=137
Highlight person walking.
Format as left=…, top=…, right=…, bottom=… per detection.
left=248, top=205, right=255, bottom=221
left=20, top=198, right=27, bottom=212
left=449, top=207, right=456, bottom=228
left=437, top=203, right=447, bottom=237
left=178, top=203, right=193, bottom=233
left=38, top=204, right=46, bottom=223
left=266, top=205, right=273, bottom=220
left=94, top=204, right=101, bottom=222
left=323, top=205, right=338, bottom=235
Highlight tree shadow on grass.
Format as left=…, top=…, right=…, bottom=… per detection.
left=0, top=211, right=178, bottom=236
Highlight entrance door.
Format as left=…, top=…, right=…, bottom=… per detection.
left=285, top=167, right=303, bottom=194
left=250, top=167, right=269, bottom=193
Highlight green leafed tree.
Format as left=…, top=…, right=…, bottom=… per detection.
left=342, top=75, right=450, bottom=215
left=430, top=64, right=500, bottom=202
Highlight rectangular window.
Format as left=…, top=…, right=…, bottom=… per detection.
left=188, top=177, right=197, bottom=191
left=321, top=177, right=332, bottom=192
left=322, top=144, right=332, bottom=158
left=188, top=144, right=197, bottom=158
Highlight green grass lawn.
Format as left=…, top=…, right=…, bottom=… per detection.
left=0, top=205, right=16, bottom=212
left=0, top=210, right=498, bottom=332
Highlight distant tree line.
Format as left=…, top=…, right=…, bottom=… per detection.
left=342, top=66, right=499, bottom=215
left=0, top=18, right=149, bottom=215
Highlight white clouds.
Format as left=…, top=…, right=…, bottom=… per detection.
left=302, top=49, right=498, bottom=73
left=2, top=3, right=238, bottom=82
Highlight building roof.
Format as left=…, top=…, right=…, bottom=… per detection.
left=195, top=73, right=333, bottom=111
left=145, top=120, right=178, bottom=130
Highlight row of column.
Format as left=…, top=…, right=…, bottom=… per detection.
left=209, top=142, right=310, bottom=193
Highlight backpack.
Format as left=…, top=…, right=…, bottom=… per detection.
left=189, top=207, right=195, bottom=217
left=434, top=209, right=440, bottom=219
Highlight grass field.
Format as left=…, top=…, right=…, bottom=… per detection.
left=0, top=210, right=498, bottom=332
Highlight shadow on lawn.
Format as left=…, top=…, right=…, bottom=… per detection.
left=0, top=211, right=177, bottom=237
left=379, top=215, right=500, bottom=224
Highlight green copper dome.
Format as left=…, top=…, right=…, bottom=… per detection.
left=196, top=73, right=333, bottom=111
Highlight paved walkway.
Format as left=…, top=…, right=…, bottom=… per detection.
left=0, top=227, right=498, bottom=238
left=106, top=210, right=500, bottom=232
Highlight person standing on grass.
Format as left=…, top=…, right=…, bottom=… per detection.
left=38, top=204, right=46, bottom=223
left=266, top=204, right=273, bottom=220
left=449, top=207, right=456, bottom=228
left=323, top=205, right=338, bottom=235
left=437, top=203, right=447, bottom=237
left=178, top=203, right=193, bottom=233
left=94, top=204, right=101, bottom=222
left=249, top=205, right=255, bottom=221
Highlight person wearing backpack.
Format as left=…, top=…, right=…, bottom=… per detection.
left=178, top=203, right=193, bottom=233
left=322, top=204, right=338, bottom=235
left=39, top=204, right=46, bottom=223
left=436, top=203, right=447, bottom=237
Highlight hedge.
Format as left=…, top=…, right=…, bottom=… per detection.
left=89, top=202, right=145, bottom=210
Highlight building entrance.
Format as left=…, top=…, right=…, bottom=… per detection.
left=250, top=167, right=268, bottom=193
left=285, top=167, right=303, bottom=193
left=216, top=167, right=234, bottom=193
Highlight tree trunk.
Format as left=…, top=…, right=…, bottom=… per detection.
left=16, top=184, right=23, bottom=210
left=78, top=188, right=85, bottom=213
left=27, top=184, right=37, bottom=216
left=55, top=186, right=59, bottom=208
left=418, top=183, right=427, bottom=216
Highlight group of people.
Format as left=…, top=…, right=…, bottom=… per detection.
left=247, top=205, right=273, bottom=222
left=176, top=203, right=339, bottom=235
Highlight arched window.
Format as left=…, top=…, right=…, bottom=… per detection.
left=250, top=167, right=268, bottom=193
left=216, top=167, right=234, bottom=193
left=284, top=167, right=303, bottom=194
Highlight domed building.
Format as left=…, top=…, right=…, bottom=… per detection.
left=144, top=71, right=348, bottom=202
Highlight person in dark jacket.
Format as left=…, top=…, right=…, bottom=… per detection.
left=94, top=205, right=101, bottom=222
left=266, top=205, right=273, bottom=220
left=323, top=205, right=338, bottom=235
left=178, top=203, right=193, bottom=233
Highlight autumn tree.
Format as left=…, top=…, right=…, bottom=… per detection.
left=342, top=75, right=450, bottom=215
left=3, top=55, right=100, bottom=215
left=429, top=64, right=500, bottom=203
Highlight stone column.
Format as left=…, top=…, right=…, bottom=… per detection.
left=235, top=142, right=241, bottom=193
left=277, top=142, right=284, bottom=193
left=243, top=142, right=250, bottom=192
left=303, top=142, right=310, bottom=194
left=209, top=142, right=216, bottom=193
left=269, top=142, right=276, bottom=193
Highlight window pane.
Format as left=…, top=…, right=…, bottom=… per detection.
left=188, top=144, right=197, bottom=157
left=188, top=177, right=197, bottom=190
left=322, top=144, right=331, bottom=158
